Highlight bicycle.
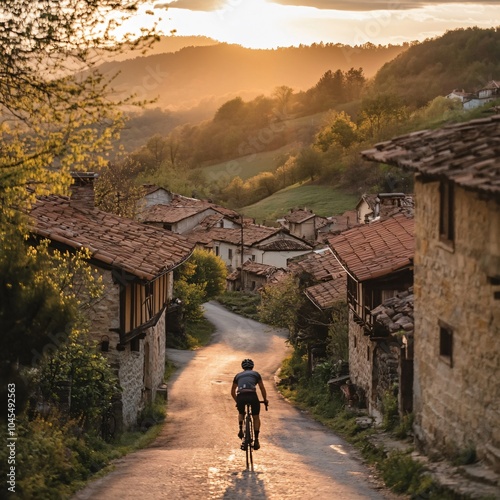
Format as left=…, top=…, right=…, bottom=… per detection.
left=240, top=400, right=268, bottom=471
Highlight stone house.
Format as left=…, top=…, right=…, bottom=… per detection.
left=288, top=250, right=347, bottom=312
left=371, top=288, right=415, bottom=418
left=29, top=195, right=195, bottom=429
left=361, top=114, right=500, bottom=471
left=355, top=192, right=414, bottom=224
left=137, top=185, right=174, bottom=214
left=278, top=208, right=317, bottom=241
left=187, top=224, right=314, bottom=271
left=226, top=260, right=286, bottom=293
left=138, top=195, right=240, bottom=234
left=327, top=214, right=415, bottom=420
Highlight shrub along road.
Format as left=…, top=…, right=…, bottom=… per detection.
left=73, top=301, right=398, bottom=499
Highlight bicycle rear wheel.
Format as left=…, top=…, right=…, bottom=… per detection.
left=245, top=414, right=254, bottom=471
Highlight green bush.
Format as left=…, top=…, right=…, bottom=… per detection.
left=380, top=450, right=425, bottom=494
left=382, top=386, right=399, bottom=432
left=12, top=414, right=115, bottom=499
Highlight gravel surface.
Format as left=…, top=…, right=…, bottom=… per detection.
left=74, top=301, right=400, bottom=500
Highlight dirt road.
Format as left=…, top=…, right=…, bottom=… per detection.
left=74, top=301, right=396, bottom=499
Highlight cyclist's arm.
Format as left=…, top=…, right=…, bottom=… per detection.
left=257, top=379, right=268, bottom=403
left=231, top=382, right=238, bottom=402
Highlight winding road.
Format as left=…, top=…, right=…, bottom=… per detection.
left=74, top=301, right=398, bottom=499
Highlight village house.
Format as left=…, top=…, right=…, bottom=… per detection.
left=187, top=223, right=315, bottom=271
left=29, top=195, right=195, bottom=430
left=137, top=185, right=174, bottom=214
left=327, top=214, right=415, bottom=420
left=445, top=80, right=500, bottom=110
left=355, top=192, right=414, bottom=224
left=362, top=114, right=500, bottom=472
left=288, top=249, right=347, bottom=312
left=138, top=194, right=240, bottom=234
left=278, top=207, right=357, bottom=242
left=226, top=260, right=287, bottom=293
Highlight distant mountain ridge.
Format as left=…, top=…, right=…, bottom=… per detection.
left=100, top=40, right=406, bottom=116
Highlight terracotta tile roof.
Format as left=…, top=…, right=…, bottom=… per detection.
left=256, top=238, right=312, bottom=251
left=241, top=260, right=279, bottom=276
left=29, top=196, right=195, bottom=281
left=197, top=214, right=227, bottom=229
left=328, top=214, right=414, bottom=282
left=361, top=115, right=500, bottom=200
left=305, top=279, right=347, bottom=310
left=284, top=208, right=315, bottom=223
left=288, top=250, right=345, bottom=282
left=187, top=225, right=277, bottom=246
left=138, top=203, right=212, bottom=224
left=170, top=194, right=240, bottom=218
left=142, top=184, right=171, bottom=196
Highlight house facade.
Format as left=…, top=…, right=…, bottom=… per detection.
left=187, top=224, right=314, bottom=271
left=30, top=196, right=194, bottom=429
left=362, top=114, right=500, bottom=471
left=327, top=215, right=415, bottom=420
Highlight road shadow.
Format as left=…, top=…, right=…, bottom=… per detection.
left=222, top=470, right=268, bottom=499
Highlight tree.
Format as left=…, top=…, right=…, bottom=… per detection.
left=188, top=248, right=227, bottom=300
left=0, top=0, right=159, bottom=407
left=95, top=158, right=145, bottom=218
left=273, top=85, right=294, bottom=117
left=360, top=93, right=407, bottom=137
left=314, top=111, right=359, bottom=151
left=258, top=274, right=304, bottom=343
left=0, top=1, right=160, bottom=220
left=296, top=146, right=324, bottom=182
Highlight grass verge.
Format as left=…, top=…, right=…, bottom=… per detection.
left=215, top=292, right=261, bottom=321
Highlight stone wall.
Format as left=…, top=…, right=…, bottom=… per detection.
left=86, top=270, right=167, bottom=430
left=118, top=313, right=166, bottom=429
left=348, top=314, right=371, bottom=409
left=413, top=181, right=500, bottom=471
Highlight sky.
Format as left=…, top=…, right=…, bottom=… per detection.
left=123, top=0, right=500, bottom=49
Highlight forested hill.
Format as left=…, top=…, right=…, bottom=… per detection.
left=99, top=41, right=406, bottom=116
left=372, top=27, right=500, bottom=107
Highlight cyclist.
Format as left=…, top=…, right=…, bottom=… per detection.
left=231, top=358, right=268, bottom=450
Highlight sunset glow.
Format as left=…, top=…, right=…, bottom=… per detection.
left=120, top=0, right=500, bottom=49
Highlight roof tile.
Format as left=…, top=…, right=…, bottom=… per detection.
left=29, top=196, right=195, bottom=281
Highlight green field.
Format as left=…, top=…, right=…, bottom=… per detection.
left=203, top=111, right=329, bottom=182
left=203, top=144, right=296, bottom=182
left=241, top=183, right=358, bottom=224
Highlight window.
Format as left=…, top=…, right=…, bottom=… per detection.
left=215, top=246, right=219, bottom=257
left=439, top=320, right=453, bottom=367
left=228, top=248, right=233, bottom=260
left=439, top=180, right=454, bottom=243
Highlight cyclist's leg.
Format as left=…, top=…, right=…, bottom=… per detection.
left=236, top=395, right=246, bottom=438
left=250, top=394, right=261, bottom=431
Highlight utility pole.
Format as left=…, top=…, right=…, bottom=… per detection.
left=240, top=213, right=244, bottom=291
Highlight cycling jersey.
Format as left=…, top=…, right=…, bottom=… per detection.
left=233, top=369, right=262, bottom=394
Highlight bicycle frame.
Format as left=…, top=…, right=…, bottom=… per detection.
left=241, top=400, right=268, bottom=471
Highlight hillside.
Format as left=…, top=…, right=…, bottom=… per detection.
left=241, top=183, right=359, bottom=224
left=372, top=27, right=500, bottom=107
left=100, top=42, right=406, bottom=119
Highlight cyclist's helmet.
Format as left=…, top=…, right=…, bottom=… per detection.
left=241, top=358, right=254, bottom=370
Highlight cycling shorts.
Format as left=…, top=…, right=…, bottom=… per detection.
left=236, top=391, right=260, bottom=416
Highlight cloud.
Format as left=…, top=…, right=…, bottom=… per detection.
left=270, top=0, right=500, bottom=12
left=154, top=0, right=226, bottom=11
